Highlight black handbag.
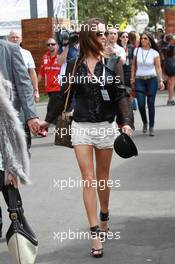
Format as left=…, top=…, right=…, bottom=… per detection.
left=6, top=186, right=38, bottom=264
left=55, top=58, right=78, bottom=148
left=165, top=57, right=175, bottom=77
left=55, top=112, right=73, bottom=148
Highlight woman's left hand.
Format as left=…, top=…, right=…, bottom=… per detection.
left=121, top=125, right=133, bottom=137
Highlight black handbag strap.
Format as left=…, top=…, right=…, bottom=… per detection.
left=63, top=57, right=78, bottom=113
left=7, top=186, right=23, bottom=217
left=135, top=47, right=139, bottom=73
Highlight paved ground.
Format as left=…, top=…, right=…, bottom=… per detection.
left=0, top=91, right=175, bottom=264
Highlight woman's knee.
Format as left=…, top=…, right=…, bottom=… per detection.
left=136, top=93, right=146, bottom=107
left=82, top=172, right=96, bottom=189
left=138, top=101, right=146, bottom=111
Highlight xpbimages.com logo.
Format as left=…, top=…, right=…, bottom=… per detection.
left=54, top=74, right=121, bottom=86
left=53, top=22, right=120, bottom=33
left=53, top=229, right=121, bottom=243
left=54, top=125, right=119, bottom=139
left=53, top=177, right=121, bottom=191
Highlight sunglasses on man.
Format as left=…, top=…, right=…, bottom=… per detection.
left=47, top=43, right=56, bottom=46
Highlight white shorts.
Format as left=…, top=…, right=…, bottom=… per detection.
left=71, top=121, right=119, bottom=149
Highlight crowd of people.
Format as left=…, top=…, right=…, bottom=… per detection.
left=0, top=18, right=175, bottom=261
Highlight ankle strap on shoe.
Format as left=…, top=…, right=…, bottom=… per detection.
left=90, top=225, right=101, bottom=238
left=100, top=211, right=109, bottom=221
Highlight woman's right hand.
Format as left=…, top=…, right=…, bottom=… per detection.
left=39, top=120, right=49, bottom=129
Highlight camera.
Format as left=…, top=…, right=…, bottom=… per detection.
left=55, top=28, right=79, bottom=47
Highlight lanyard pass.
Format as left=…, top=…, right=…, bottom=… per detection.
left=101, top=89, right=110, bottom=101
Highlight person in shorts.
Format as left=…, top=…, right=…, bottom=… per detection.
left=40, top=17, right=134, bottom=258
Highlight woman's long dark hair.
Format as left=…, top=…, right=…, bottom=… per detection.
left=139, top=31, right=160, bottom=53
left=79, top=17, right=105, bottom=59
left=117, top=31, right=130, bottom=47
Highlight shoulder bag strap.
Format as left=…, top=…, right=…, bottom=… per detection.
left=135, top=47, right=139, bottom=72
left=63, top=57, right=78, bottom=113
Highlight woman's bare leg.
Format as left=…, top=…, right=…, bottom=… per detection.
left=167, top=76, right=175, bottom=101
left=95, top=148, right=113, bottom=231
left=74, top=145, right=102, bottom=252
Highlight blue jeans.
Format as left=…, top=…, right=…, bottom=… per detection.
left=136, top=77, right=158, bottom=128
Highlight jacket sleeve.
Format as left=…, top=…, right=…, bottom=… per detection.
left=45, top=92, right=66, bottom=123
left=114, top=85, right=134, bottom=129
left=105, top=58, right=134, bottom=129
left=0, top=94, right=30, bottom=184
left=106, top=57, right=124, bottom=84
left=45, top=59, right=76, bottom=123
left=11, top=44, right=38, bottom=121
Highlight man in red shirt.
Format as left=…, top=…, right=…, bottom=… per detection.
left=38, top=38, right=68, bottom=136
left=38, top=38, right=61, bottom=94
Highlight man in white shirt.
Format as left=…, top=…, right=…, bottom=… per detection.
left=8, top=31, right=39, bottom=102
left=106, top=28, right=126, bottom=64
left=8, top=31, right=39, bottom=150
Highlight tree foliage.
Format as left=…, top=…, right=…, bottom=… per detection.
left=77, top=0, right=165, bottom=30
left=77, top=0, right=147, bottom=24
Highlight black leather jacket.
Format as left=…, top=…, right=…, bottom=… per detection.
left=45, top=57, right=134, bottom=128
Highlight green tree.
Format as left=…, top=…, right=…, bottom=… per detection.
left=77, top=0, right=147, bottom=25
left=77, top=0, right=166, bottom=31
left=147, top=6, right=164, bottom=30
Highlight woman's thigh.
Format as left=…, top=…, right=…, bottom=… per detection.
left=168, top=76, right=175, bottom=87
left=146, top=77, right=158, bottom=105
left=136, top=79, right=146, bottom=106
left=147, top=77, right=158, bottom=96
left=95, top=149, right=113, bottom=181
left=74, top=145, right=95, bottom=180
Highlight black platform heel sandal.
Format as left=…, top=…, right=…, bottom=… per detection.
left=90, top=225, right=103, bottom=258
left=100, top=211, right=109, bottom=237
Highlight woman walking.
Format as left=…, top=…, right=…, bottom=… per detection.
left=164, top=35, right=175, bottom=105
left=166, top=45, right=175, bottom=105
left=118, top=31, right=134, bottom=87
left=41, top=18, right=134, bottom=258
left=131, top=32, right=164, bottom=136
left=0, top=76, right=30, bottom=236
